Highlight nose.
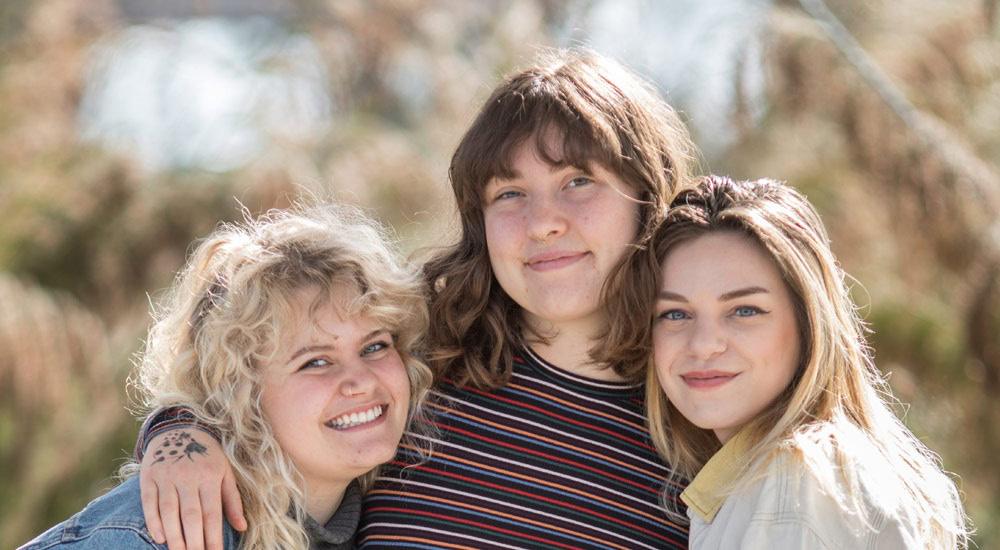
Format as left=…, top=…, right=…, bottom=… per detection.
left=688, top=317, right=727, bottom=360
left=339, top=358, right=378, bottom=399
left=525, top=194, right=568, bottom=244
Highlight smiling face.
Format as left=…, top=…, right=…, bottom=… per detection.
left=652, top=232, right=801, bottom=444
left=482, top=136, right=640, bottom=334
left=260, top=285, right=410, bottom=500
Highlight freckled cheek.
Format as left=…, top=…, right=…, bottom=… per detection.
left=376, top=358, right=411, bottom=401
left=389, top=372, right=411, bottom=403
left=485, top=216, right=521, bottom=253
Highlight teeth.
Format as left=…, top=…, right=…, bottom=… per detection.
left=327, top=405, right=383, bottom=430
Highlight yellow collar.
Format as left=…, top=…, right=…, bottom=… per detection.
left=680, top=429, right=755, bottom=523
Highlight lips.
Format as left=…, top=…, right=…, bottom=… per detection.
left=681, top=370, right=739, bottom=390
left=325, top=405, right=386, bottom=430
left=524, top=250, right=588, bottom=272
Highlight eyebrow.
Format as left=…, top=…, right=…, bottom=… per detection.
left=285, top=329, right=387, bottom=365
left=287, top=344, right=335, bottom=365
left=658, top=286, right=771, bottom=302
left=492, top=162, right=583, bottom=183
left=720, top=286, right=770, bottom=301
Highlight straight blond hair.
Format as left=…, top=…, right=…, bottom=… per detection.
left=637, top=176, right=970, bottom=547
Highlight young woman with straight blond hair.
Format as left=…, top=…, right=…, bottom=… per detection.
left=613, top=175, right=971, bottom=548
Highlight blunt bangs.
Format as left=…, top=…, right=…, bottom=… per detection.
left=430, top=49, right=696, bottom=387
left=451, top=71, right=629, bottom=213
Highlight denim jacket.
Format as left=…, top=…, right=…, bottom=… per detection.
left=18, top=476, right=239, bottom=550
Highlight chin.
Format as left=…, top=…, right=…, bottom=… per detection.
left=366, top=433, right=404, bottom=464
left=374, top=443, right=399, bottom=464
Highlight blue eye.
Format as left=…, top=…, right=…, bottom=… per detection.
left=733, top=306, right=764, bottom=317
left=299, top=358, right=330, bottom=371
left=362, top=341, right=391, bottom=356
left=658, top=309, right=689, bottom=321
left=494, top=190, right=522, bottom=201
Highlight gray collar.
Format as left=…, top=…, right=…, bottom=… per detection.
left=303, top=480, right=361, bottom=549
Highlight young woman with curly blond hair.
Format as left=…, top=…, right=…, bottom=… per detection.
left=20, top=202, right=434, bottom=549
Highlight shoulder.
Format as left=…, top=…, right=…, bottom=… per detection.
left=18, top=477, right=164, bottom=549
left=20, top=477, right=243, bottom=550
left=730, top=448, right=919, bottom=549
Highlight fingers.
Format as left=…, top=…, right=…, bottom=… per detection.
left=221, top=467, right=247, bottom=532
left=200, top=479, right=224, bottom=550
left=140, top=470, right=166, bottom=544
left=177, top=482, right=206, bottom=550
left=158, top=484, right=186, bottom=550
left=137, top=428, right=235, bottom=550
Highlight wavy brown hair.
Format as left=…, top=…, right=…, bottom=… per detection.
left=423, top=48, right=698, bottom=388
left=616, top=176, right=969, bottom=546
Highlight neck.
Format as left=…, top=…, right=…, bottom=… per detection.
left=525, top=315, right=624, bottom=382
left=303, top=480, right=348, bottom=525
left=714, top=428, right=735, bottom=446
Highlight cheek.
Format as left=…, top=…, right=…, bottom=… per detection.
left=776, top=312, right=802, bottom=372
left=593, top=204, right=641, bottom=259
left=260, top=390, right=294, bottom=446
left=484, top=218, right=514, bottom=269
left=259, top=383, right=280, bottom=424
left=484, top=210, right=518, bottom=244
left=391, top=370, right=411, bottom=403
left=756, top=322, right=800, bottom=389
left=261, top=380, right=324, bottom=435
left=485, top=240, right=504, bottom=273
left=598, top=191, right=641, bottom=231
left=652, top=332, right=677, bottom=378
left=780, top=329, right=802, bottom=381
left=381, top=355, right=412, bottom=402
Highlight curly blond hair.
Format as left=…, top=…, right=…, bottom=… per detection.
left=127, top=201, right=433, bottom=549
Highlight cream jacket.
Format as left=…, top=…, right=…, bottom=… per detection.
left=681, top=430, right=920, bottom=549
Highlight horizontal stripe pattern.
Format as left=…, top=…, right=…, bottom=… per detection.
left=359, top=348, right=688, bottom=549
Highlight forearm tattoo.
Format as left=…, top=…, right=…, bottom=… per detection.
left=151, top=431, right=209, bottom=465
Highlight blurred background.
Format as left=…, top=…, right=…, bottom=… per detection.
left=1, top=0, right=997, bottom=546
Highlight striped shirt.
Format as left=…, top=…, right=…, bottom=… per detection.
left=359, top=347, right=689, bottom=550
